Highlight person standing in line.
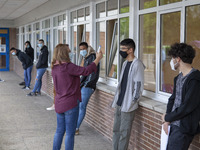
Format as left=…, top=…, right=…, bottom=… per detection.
left=162, top=43, right=200, bottom=150
left=75, top=42, right=100, bottom=135
left=10, top=47, right=33, bottom=89
left=111, top=38, right=145, bottom=150
left=19, top=41, right=34, bottom=86
left=27, top=39, right=48, bottom=96
left=52, top=44, right=103, bottom=150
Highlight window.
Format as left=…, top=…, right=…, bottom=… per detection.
left=78, top=8, right=84, bottom=22
left=185, top=4, right=200, bottom=71
left=140, top=13, right=156, bottom=92
left=96, top=2, right=106, bottom=18
left=119, top=0, right=129, bottom=14
left=140, top=0, right=156, bottom=10
left=33, top=22, right=40, bottom=61
left=160, top=12, right=180, bottom=94
left=107, top=0, right=118, bottom=16
left=85, top=7, right=90, bottom=21
left=71, top=11, right=77, bottom=23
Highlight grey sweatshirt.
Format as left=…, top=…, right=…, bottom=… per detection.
left=112, top=57, right=145, bottom=112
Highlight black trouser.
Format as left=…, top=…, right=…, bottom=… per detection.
left=167, top=124, right=194, bottom=150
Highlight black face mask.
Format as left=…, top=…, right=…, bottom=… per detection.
left=119, top=51, right=128, bottom=58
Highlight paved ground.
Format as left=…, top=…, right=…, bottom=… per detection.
left=0, top=71, right=112, bottom=150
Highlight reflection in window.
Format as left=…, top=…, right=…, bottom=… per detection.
left=107, top=0, right=118, bottom=16
left=160, top=0, right=181, bottom=5
left=96, top=22, right=106, bottom=77
left=140, top=13, right=156, bottom=92
left=78, top=8, right=85, bottom=22
left=96, top=2, right=106, bottom=18
left=119, top=0, right=129, bottom=14
left=160, top=12, right=180, bottom=93
left=186, top=5, right=200, bottom=70
left=107, top=19, right=118, bottom=79
left=140, top=0, right=156, bottom=10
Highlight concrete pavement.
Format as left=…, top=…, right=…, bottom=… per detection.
left=0, top=71, right=112, bottom=150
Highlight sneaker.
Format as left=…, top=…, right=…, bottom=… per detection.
left=36, top=91, right=41, bottom=96
left=46, top=104, right=55, bottom=111
left=0, top=79, right=4, bottom=82
left=19, top=81, right=25, bottom=86
left=22, top=86, right=26, bottom=89
left=26, top=92, right=36, bottom=96
left=26, top=87, right=30, bottom=90
left=75, top=129, right=79, bottom=135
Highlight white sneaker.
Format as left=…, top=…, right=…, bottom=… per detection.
left=0, top=79, right=4, bottom=82
left=26, top=87, right=30, bottom=90
left=46, top=104, right=55, bottom=111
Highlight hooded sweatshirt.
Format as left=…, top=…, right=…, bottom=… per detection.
left=165, top=70, right=200, bottom=135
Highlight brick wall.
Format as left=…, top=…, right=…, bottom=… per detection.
left=11, top=58, right=200, bottom=150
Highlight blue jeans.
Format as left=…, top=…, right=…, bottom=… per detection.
left=24, top=65, right=33, bottom=87
left=76, top=87, right=94, bottom=129
left=32, top=68, right=46, bottom=93
left=53, top=103, right=79, bottom=150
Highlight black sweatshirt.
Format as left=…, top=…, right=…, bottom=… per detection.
left=165, top=70, right=200, bottom=135
left=16, top=49, right=33, bottom=70
left=80, top=53, right=100, bottom=90
left=36, top=45, right=49, bottom=69
left=25, top=47, right=34, bottom=62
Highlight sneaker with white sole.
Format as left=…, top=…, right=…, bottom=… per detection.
left=26, top=87, right=30, bottom=90
left=26, top=92, right=36, bottom=96
left=46, top=104, right=55, bottom=111
left=0, top=79, right=4, bottom=82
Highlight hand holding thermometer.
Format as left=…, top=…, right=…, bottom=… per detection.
left=97, top=45, right=101, bottom=53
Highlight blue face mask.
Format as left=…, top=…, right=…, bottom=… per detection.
left=69, top=52, right=74, bottom=61
left=38, top=43, right=43, bottom=48
left=80, top=50, right=87, bottom=57
left=27, top=45, right=30, bottom=48
left=12, top=52, right=16, bottom=56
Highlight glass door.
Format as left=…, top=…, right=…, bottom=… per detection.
left=0, top=28, right=9, bottom=71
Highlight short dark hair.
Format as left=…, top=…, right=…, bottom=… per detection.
left=120, top=38, right=136, bottom=51
left=79, top=42, right=88, bottom=48
left=39, top=39, right=44, bottom=43
left=10, top=47, right=16, bottom=51
left=25, top=41, right=32, bottom=47
left=168, top=43, right=195, bottom=64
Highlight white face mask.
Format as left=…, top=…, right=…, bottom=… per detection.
left=170, top=58, right=178, bottom=71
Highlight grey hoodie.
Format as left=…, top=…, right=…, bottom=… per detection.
left=112, top=57, right=145, bottom=112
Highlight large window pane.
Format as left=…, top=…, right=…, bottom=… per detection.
left=85, top=7, right=90, bottom=21
left=120, top=0, right=129, bottom=14
left=63, top=28, right=67, bottom=44
left=58, top=29, right=63, bottom=44
left=53, top=29, right=58, bottom=49
left=140, top=13, right=156, bottom=92
left=160, top=0, right=181, bottom=5
left=71, top=26, right=77, bottom=63
left=107, top=19, right=118, bottom=79
left=53, top=17, right=58, bottom=27
left=119, top=17, right=129, bottom=77
left=140, top=0, right=156, bottom=10
left=58, top=15, right=63, bottom=26
left=71, top=11, right=77, bottom=23
left=42, top=30, right=51, bottom=64
left=160, top=12, right=180, bottom=93
left=97, top=22, right=106, bottom=77
left=63, top=14, right=67, bottom=25
left=86, top=24, right=91, bottom=45
left=186, top=5, right=200, bottom=70
left=96, top=2, right=106, bottom=18
left=78, top=8, right=85, bottom=22
left=107, top=0, right=118, bottom=16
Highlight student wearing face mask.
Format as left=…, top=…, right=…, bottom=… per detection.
left=112, top=38, right=145, bottom=150
left=10, top=47, right=33, bottom=89
left=19, top=41, right=34, bottom=87
left=162, top=43, right=200, bottom=150
left=75, top=42, right=100, bottom=135
left=27, top=39, right=49, bottom=96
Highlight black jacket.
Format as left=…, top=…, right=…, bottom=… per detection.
left=80, top=53, right=100, bottom=90
left=36, top=45, right=49, bottom=69
left=165, top=70, right=200, bottom=135
left=25, top=47, right=34, bottom=62
left=16, top=49, right=33, bottom=70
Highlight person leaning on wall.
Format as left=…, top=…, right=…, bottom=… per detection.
left=162, top=43, right=200, bottom=150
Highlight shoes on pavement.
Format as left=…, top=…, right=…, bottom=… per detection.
left=46, top=104, right=55, bottom=111
left=22, top=86, right=26, bottom=89
left=26, top=92, right=36, bottom=96
left=19, top=81, right=25, bottom=86
left=26, top=87, right=30, bottom=90
left=0, top=79, right=4, bottom=82
left=75, top=129, right=79, bottom=135
left=36, top=91, right=41, bottom=96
